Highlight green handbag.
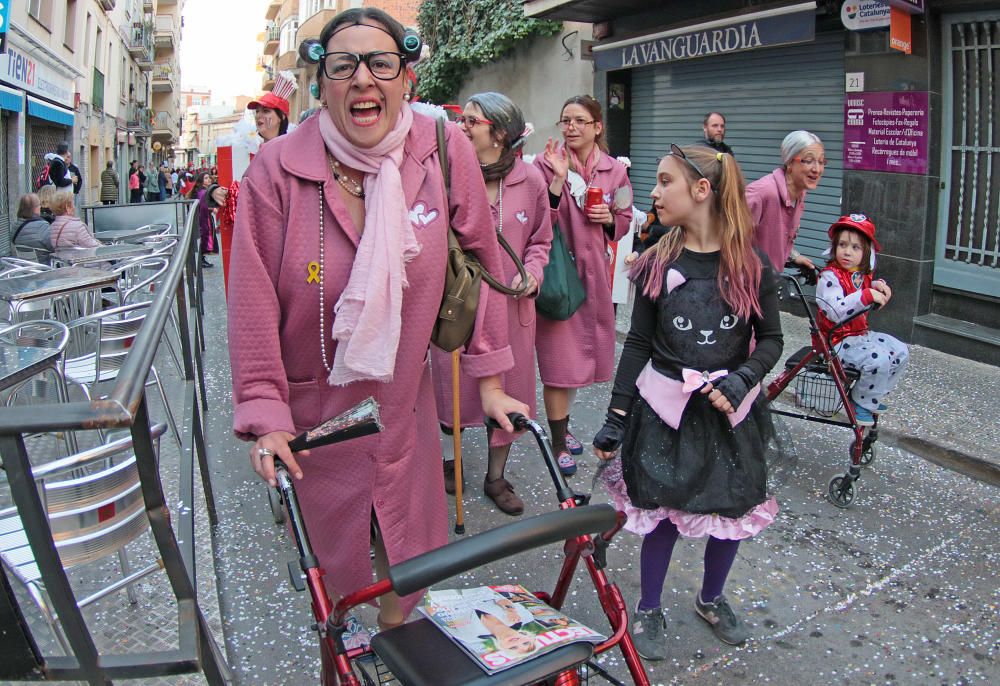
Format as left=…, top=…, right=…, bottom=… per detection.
left=535, top=222, right=586, bottom=321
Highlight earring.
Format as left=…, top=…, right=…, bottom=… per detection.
left=493, top=141, right=498, bottom=148
left=403, top=93, right=412, bottom=101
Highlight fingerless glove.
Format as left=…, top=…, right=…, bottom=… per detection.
left=593, top=409, right=629, bottom=453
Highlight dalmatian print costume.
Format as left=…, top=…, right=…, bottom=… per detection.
left=816, top=269, right=909, bottom=410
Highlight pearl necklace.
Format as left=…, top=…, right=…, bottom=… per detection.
left=317, top=184, right=331, bottom=372
left=328, top=154, right=365, bottom=199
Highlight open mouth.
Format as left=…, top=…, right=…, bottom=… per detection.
left=350, top=100, right=382, bottom=126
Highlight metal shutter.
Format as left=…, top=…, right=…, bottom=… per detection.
left=28, top=121, right=71, bottom=191
left=0, top=113, right=9, bottom=256
left=629, top=31, right=845, bottom=262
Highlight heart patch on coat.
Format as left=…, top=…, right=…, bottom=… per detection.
left=409, top=202, right=439, bottom=228
left=515, top=210, right=529, bottom=224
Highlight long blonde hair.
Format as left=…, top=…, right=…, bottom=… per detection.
left=631, top=146, right=763, bottom=320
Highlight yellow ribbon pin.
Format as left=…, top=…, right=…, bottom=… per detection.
left=306, top=261, right=320, bottom=284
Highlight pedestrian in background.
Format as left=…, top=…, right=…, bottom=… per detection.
left=45, top=144, right=74, bottom=189
left=100, top=161, right=119, bottom=204
left=533, top=94, right=633, bottom=477
left=594, top=144, right=783, bottom=660
left=11, top=193, right=53, bottom=263
left=67, top=151, right=83, bottom=201
left=187, top=171, right=215, bottom=268
left=129, top=164, right=143, bottom=203
left=699, top=111, right=733, bottom=155
left=431, top=92, right=553, bottom=515
left=144, top=163, right=161, bottom=202
left=746, top=130, right=824, bottom=276
left=49, top=190, right=103, bottom=249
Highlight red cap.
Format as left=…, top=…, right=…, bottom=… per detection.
left=247, top=92, right=290, bottom=117
left=828, top=213, right=880, bottom=252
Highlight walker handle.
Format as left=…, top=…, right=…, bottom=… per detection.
left=485, top=413, right=581, bottom=505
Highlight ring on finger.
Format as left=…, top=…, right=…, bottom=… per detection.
left=257, top=447, right=276, bottom=459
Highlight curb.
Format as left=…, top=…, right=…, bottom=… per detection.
left=877, top=430, right=1000, bottom=489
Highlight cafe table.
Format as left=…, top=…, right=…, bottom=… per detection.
left=95, top=225, right=169, bottom=244
left=0, top=267, right=119, bottom=321
left=51, top=244, right=151, bottom=268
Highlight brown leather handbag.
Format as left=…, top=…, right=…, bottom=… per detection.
left=431, top=118, right=528, bottom=352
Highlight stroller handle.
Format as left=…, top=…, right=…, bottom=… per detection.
left=389, top=504, right=618, bottom=596
left=485, top=413, right=580, bottom=504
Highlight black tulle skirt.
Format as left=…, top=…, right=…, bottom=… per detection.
left=621, top=392, right=777, bottom=519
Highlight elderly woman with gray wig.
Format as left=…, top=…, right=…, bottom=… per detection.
left=431, top=92, right=553, bottom=516
left=745, top=130, right=826, bottom=274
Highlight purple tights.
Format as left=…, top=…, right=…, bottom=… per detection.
left=637, top=518, right=742, bottom=611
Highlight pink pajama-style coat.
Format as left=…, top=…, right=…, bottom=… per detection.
left=533, top=153, right=633, bottom=388
left=745, top=167, right=807, bottom=271
left=431, top=159, right=553, bottom=446
left=228, top=112, right=513, bottom=614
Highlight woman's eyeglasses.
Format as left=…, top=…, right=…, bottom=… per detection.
left=794, top=156, right=828, bottom=168
left=320, top=51, right=405, bottom=81
left=667, top=143, right=715, bottom=191
left=454, top=114, right=493, bottom=128
left=557, top=117, right=596, bottom=131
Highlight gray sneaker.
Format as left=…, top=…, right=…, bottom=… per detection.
left=694, top=593, right=750, bottom=645
left=631, top=605, right=667, bottom=661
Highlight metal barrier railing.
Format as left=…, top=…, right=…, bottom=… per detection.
left=0, top=200, right=231, bottom=684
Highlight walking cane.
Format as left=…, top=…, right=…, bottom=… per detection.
left=451, top=349, right=466, bottom=535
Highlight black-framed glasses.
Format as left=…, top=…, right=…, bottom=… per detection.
left=667, top=143, right=715, bottom=191
left=320, top=51, right=406, bottom=81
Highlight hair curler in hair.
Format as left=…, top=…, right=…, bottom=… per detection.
left=401, top=29, right=422, bottom=60
left=299, top=39, right=325, bottom=64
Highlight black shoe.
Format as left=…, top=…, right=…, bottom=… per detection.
left=443, top=461, right=456, bottom=495
left=695, top=593, right=750, bottom=645
left=631, top=605, right=667, bottom=661
left=201, top=257, right=214, bottom=268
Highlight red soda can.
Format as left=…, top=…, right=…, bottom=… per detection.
left=585, top=186, right=604, bottom=212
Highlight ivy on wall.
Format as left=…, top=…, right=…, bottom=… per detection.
left=416, top=0, right=562, bottom=104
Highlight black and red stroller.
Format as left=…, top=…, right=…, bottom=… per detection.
left=765, top=273, right=880, bottom=507
left=271, top=399, right=650, bottom=685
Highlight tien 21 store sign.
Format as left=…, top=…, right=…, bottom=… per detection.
left=843, top=91, right=929, bottom=175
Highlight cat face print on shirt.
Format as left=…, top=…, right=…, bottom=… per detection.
left=658, top=268, right=748, bottom=370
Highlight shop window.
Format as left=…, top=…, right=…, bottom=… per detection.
left=28, top=0, right=53, bottom=30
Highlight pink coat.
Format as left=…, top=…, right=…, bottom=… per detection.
left=745, top=167, right=806, bottom=271
left=227, top=112, right=513, bottom=613
left=532, top=152, right=633, bottom=387
left=431, top=159, right=553, bottom=447
left=49, top=215, right=102, bottom=249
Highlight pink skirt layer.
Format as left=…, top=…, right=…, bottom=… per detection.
left=601, top=458, right=778, bottom=540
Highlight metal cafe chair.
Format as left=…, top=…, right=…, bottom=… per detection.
left=0, top=319, right=76, bottom=455
left=62, top=302, right=181, bottom=449
left=0, top=424, right=167, bottom=654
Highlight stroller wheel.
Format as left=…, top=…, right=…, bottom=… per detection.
left=858, top=442, right=876, bottom=467
left=266, top=485, right=287, bottom=525
left=827, top=475, right=856, bottom=508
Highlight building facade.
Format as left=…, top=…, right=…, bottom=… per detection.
left=525, top=0, right=1000, bottom=365
left=0, top=0, right=185, bottom=253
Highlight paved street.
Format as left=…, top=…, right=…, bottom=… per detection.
left=197, top=269, right=999, bottom=685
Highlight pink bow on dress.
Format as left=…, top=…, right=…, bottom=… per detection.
left=681, top=368, right=728, bottom=393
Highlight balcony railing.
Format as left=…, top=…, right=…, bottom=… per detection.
left=151, top=64, right=176, bottom=92
left=154, top=15, right=177, bottom=50
left=263, top=23, right=280, bottom=55
left=127, top=23, right=154, bottom=65
left=92, top=68, right=105, bottom=111
left=127, top=102, right=153, bottom=133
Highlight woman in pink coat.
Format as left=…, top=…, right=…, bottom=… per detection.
left=533, top=95, right=633, bottom=475
left=49, top=190, right=103, bottom=249
left=431, top=92, right=552, bottom=516
left=227, top=8, right=528, bottom=670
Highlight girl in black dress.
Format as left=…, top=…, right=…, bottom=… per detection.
left=593, top=144, right=783, bottom=660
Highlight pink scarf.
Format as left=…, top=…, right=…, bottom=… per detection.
left=568, top=144, right=600, bottom=184
left=319, top=104, right=420, bottom=385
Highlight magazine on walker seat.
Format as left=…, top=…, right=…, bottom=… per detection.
left=418, top=584, right=605, bottom=674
